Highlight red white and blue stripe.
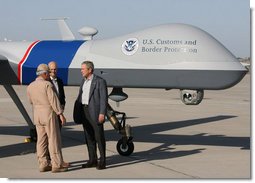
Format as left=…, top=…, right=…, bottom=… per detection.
left=18, top=40, right=85, bottom=85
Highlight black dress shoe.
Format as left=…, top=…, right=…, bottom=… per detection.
left=96, top=161, right=106, bottom=170
left=82, top=161, right=97, bottom=168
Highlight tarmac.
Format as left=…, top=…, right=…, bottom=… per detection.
left=0, top=74, right=251, bottom=179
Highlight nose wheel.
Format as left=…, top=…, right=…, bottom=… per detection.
left=106, top=103, right=134, bottom=156
left=117, top=137, right=134, bottom=156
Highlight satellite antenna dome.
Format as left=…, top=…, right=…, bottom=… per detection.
left=78, top=26, right=98, bottom=40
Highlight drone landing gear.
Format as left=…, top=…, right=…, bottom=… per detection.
left=106, top=104, right=134, bottom=156
left=3, top=85, right=37, bottom=143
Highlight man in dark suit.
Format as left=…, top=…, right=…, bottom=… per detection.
left=76, top=61, right=108, bottom=170
left=48, top=61, right=66, bottom=116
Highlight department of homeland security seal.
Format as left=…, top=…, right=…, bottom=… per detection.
left=122, top=38, right=139, bottom=55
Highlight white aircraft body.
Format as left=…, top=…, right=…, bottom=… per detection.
left=0, top=20, right=247, bottom=155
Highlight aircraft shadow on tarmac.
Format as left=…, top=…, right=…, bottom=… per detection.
left=103, top=115, right=250, bottom=169
left=0, top=115, right=250, bottom=168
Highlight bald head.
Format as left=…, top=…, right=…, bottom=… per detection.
left=48, top=61, right=58, bottom=78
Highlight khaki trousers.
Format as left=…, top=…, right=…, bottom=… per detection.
left=35, top=114, right=63, bottom=169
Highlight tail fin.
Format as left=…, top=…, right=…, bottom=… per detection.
left=41, top=17, right=75, bottom=40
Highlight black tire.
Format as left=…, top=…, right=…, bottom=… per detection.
left=116, top=139, right=134, bottom=156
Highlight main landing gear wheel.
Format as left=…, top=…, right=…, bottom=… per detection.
left=117, top=138, right=134, bottom=156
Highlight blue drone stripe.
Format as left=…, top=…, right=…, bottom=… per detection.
left=22, top=40, right=85, bottom=85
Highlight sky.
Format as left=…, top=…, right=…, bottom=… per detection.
left=0, top=0, right=250, bottom=58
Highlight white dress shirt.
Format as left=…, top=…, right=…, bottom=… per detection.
left=50, top=76, right=59, bottom=95
left=82, top=74, right=93, bottom=105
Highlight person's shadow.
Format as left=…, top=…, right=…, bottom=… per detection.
left=65, top=115, right=250, bottom=170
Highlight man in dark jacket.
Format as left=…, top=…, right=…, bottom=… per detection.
left=77, top=61, right=108, bottom=170
left=48, top=61, right=66, bottom=114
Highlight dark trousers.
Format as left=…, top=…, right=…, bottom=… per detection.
left=57, top=116, right=62, bottom=131
left=82, top=106, right=106, bottom=163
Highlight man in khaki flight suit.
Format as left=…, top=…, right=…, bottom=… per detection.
left=27, top=63, right=68, bottom=173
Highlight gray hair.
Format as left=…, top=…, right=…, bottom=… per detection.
left=82, top=61, right=94, bottom=72
left=36, top=63, right=49, bottom=76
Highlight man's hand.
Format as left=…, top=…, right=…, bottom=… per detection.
left=98, top=114, right=105, bottom=124
left=60, top=114, right=66, bottom=126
